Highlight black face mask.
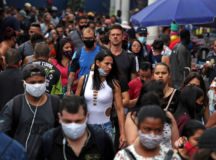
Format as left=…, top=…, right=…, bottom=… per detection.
left=195, top=103, right=203, bottom=113
left=83, top=39, right=95, bottom=48
left=79, top=25, right=87, bottom=30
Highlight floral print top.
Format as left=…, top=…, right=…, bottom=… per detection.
left=114, top=144, right=181, bottom=160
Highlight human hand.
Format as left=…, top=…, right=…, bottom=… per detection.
left=174, top=136, right=187, bottom=148
left=119, top=134, right=127, bottom=149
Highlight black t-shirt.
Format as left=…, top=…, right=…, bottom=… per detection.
left=161, top=89, right=180, bottom=114
left=0, top=68, right=24, bottom=111
left=31, top=60, right=61, bottom=94
left=41, top=125, right=114, bottom=160
left=113, top=50, right=137, bottom=83
left=1, top=95, right=57, bottom=160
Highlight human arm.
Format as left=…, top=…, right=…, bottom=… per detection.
left=127, top=98, right=138, bottom=108
left=66, top=51, right=80, bottom=95
left=166, top=111, right=180, bottom=148
left=0, top=100, right=14, bottom=134
left=119, top=79, right=130, bottom=107
left=203, top=106, right=210, bottom=123
left=125, top=112, right=138, bottom=145
left=205, top=111, right=216, bottom=128
left=66, top=71, right=76, bottom=95
left=122, top=91, right=130, bottom=107
left=75, top=76, right=85, bottom=96
left=113, top=81, right=126, bottom=148
left=161, top=55, right=170, bottom=66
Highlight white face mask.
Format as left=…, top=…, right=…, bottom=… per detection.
left=24, top=82, right=46, bottom=97
left=138, top=131, right=163, bottom=149
left=61, top=120, right=87, bottom=140
left=98, top=68, right=108, bottom=76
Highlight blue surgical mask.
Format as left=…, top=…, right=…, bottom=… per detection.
left=98, top=68, right=108, bottom=76
left=138, top=36, right=146, bottom=44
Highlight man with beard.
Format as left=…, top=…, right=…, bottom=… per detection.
left=18, top=22, right=43, bottom=59
left=69, top=16, right=88, bottom=50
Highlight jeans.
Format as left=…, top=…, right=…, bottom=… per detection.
left=91, top=121, right=113, bottom=140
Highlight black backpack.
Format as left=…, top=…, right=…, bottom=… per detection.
left=10, top=94, right=60, bottom=136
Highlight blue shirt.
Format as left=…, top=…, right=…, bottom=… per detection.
left=0, top=132, right=27, bottom=160
left=70, top=45, right=100, bottom=78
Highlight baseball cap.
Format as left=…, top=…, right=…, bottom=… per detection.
left=22, top=64, right=46, bottom=80
left=136, top=27, right=147, bottom=35
left=19, top=10, right=27, bottom=18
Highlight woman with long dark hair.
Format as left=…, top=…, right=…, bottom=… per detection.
left=182, top=72, right=209, bottom=122
left=115, top=105, right=181, bottom=159
left=153, top=63, right=180, bottom=114
left=76, top=49, right=126, bottom=149
left=175, top=85, right=204, bottom=133
left=50, top=37, right=74, bottom=93
left=125, top=80, right=179, bottom=149
left=128, top=39, right=145, bottom=71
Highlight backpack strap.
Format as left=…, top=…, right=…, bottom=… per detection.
left=80, top=74, right=89, bottom=96
left=164, top=89, right=177, bottom=111
left=164, top=149, right=174, bottom=160
left=10, top=94, right=24, bottom=137
left=50, top=95, right=60, bottom=127
left=124, top=148, right=137, bottom=160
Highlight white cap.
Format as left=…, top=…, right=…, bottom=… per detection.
left=121, top=21, right=131, bottom=29
left=24, top=2, right=32, bottom=8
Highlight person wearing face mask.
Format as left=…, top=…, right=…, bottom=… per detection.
left=174, top=85, right=204, bottom=134
left=75, top=50, right=127, bottom=149
left=40, top=95, right=114, bottom=160
left=0, top=63, right=60, bottom=160
left=175, top=120, right=205, bottom=160
left=114, top=105, right=181, bottom=160
left=135, top=27, right=152, bottom=61
left=50, top=37, right=74, bottom=94
left=66, top=27, right=102, bottom=95
left=193, top=128, right=216, bottom=160
left=68, top=16, right=88, bottom=50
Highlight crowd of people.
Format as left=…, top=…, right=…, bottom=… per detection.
left=0, top=3, right=216, bottom=160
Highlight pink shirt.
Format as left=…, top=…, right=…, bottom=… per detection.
left=50, top=58, right=68, bottom=87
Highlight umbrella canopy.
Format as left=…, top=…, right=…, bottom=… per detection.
left=131, top=0, right=216, bottom=27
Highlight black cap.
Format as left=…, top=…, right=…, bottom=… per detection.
left=198, top=128, right=216, bottom=151
left=136, top=27, right=147, bottom=35
left=22, top=64, right=46, bottom=80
